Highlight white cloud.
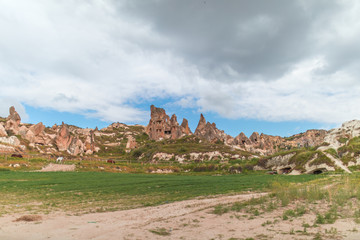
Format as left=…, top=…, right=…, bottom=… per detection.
left=0, top=0, right=360, bottom=126
left=0, top=98, right=28, bottom=121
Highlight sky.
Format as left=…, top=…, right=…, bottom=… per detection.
left=1, top=0, right=360, bottom=137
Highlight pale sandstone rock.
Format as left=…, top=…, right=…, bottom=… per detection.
left=0, top=144, right=15, bottom=152
left=0, top=136, right=20, bottom=146
left=152, top=152, right=174, bottom=161
left=18, top=125, right=28, bottom=138
left=0, top=124, right=7, bottom=137
left=126, top=135, right=137, bottom=149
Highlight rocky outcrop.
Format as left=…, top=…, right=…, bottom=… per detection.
left=194, top=114, right=228, bottom=143
left=234, top=132, right=251, bottom=146
left=151, top=151, right=246, bottom=163
left=180, top=119, right=192, bottom=135
left=5, top=106, right=21, bottom=135
left=7, top=106, right=21, bottom=125
left=146, top=105, right=191, bottom=140
left=322, top=120, right=360, bottom=150
left=101, top=122, right=129, bottom=131
left=285, top=130, right=327, bottom=149
left=0, top=136, right=20, bottom=146
left=25, top=122, right=52, bottom=145
left=68, top=137, right=84, bottom=156
left=84, top=130, right=96, bottom=154
left=0, top=124, right=7, bottom=137
left=55, top=123, right=73, bottom=151
left=232, top=129, right=326, bottom=155
left=126, top=135, right=137, bottom=149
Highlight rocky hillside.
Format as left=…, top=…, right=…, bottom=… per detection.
left=258, top=120, right=360, bottom=175
left=3, top=105, right=360, bottom=174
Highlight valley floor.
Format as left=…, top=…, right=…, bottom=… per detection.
left=1, top=192, right=360, bottom=240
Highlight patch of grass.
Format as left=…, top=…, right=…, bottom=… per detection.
left=213, top=205, right=229, bottom=215
left=289, top=150, right=317, bottom=171
left=283, top=205, right=306, bottom=220
left=325, top=148, right=338, bottom=158
left=309, top=151, right=335, bottom=167
left=338, top=137, right=360, bottom=157
left=149, top=228, right=171, bottom=236
left=338, top=137, right=349, bottom=144
left=313, top=232, right=322, bottom=240
left=0, top=171, right=319, bottom=214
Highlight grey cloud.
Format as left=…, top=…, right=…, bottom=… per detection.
left=1, top=0, right=360, bottom=125
left=119, top=0, right=342, bottom=81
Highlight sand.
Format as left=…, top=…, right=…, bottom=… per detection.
left=1, top=192, right=360, bottom=240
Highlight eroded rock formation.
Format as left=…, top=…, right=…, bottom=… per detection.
left=194, top=114, right=229, bottom=143
left=146, top=105, right=191, bottom=140
left=0, top=124, right=7, bottom=137
left=126, top=135, right=137, bottom=149
left=7, top=106, right=21, bottom=125
left=55, top=123, right=73, bottom=151
left=5, top=106, right=21, bottom=135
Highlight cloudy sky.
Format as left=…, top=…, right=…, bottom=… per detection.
left=1, top=0, right=360, bottom=137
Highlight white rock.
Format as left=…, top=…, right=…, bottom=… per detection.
left=0, top=136, right=20, bottom=146
left=0, top=124, right=7, bottom=137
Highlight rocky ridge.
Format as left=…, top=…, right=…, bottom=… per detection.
left=2, top=105, right=360, bottom=175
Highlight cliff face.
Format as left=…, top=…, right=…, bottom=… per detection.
left=146, top=105, right=192, bottom=141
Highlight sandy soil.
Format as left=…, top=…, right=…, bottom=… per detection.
left=1, top=192, right=360, bottom=240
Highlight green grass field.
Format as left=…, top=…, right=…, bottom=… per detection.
left=0, top=171, right=322, bottom=215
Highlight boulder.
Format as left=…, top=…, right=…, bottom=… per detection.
left=126, top=135, right=137, bottom=149
left=24, top=122, right=50, bottom=145
left=18, top=125, right=28, bottom=138
left=5, top=119, right=19, bottom=135
left=7, top=106, right=21, bottom=125
left=25, top=130, right=36, bottom=143
left=5, top=106, right=21, bottom=135
left=55, top=123, right=73, bottom=151
left=29, top=122, right=45, bottom=136
left=68, top=137, right=84, bottom=156
left=0, top=136, right=20, bottom=146
left=0, top=124, right=7, bottom=137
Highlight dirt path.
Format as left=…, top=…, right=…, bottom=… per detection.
left=1, top=192, right=360, bottom=240
left=0, top=193, right=266, bottom=240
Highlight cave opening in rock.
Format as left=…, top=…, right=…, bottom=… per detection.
left=278, top=167, right=291, bottom=174
left=164, top=130, right=171, bottom=135
left=312, top=169, right=323, bottom=174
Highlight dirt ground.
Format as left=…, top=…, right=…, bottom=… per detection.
left=37, top=163, right=76, bottom=172
left=1, top=192, right=360, bottom=240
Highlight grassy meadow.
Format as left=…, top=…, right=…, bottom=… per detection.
left=0, top=171, right=322, bottom=215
